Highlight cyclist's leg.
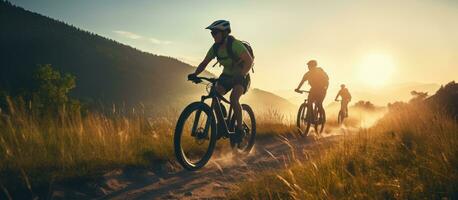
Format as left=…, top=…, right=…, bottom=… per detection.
left=316, top=89, right=327, bottom=121
left=343, top=99, right=349, bottom=117
left=307, top=91, right=317, bottom=121
left=340, top=100, right=345, bottom=114
left=230, top=85, right=244, bottom=131
left=316, top=100, right=324, bottom=121
left=215, top=84, right=227, bottom=95
left=215, top=74, right=232, bottom=95
left=230, top=74, right=249, bottom=131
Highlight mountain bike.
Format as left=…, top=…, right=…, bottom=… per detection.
left=174, top=76, right=256, bottom=170
left=296, top=90, right=326, bottom=136
left=336, top=100, right=346, bottom=125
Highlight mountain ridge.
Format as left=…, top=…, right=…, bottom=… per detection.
left=0, top=1, right=294, bottom=113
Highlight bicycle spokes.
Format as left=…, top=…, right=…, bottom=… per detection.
left=175, top=77, right=257, bottom=170
left=301, top=105, right=307, bottom=122
left=181, top=110, right=212, bottom=163
left=232, top=105, right=256, bottom=152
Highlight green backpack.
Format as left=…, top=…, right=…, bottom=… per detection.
left=211, top=36, right=255, bottom=73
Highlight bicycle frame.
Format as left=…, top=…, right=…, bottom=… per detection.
left=298, top=90, right=321, bottom=124
left=335, top=99, right=348, bottom=115
left=191, top=80, right=236, bottom=139
left=297, top=90, right=313, bottom=122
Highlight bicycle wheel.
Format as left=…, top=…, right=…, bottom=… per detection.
left=314, top=106, right=326, bottom=134
left=232, top=104, right=256, bottom=153
left=296, top=103, right=312, bottom=136
left=174, top=102, right=217, bottom=170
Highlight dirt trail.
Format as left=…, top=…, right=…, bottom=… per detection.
left=53, top=126, right=355, bottom=200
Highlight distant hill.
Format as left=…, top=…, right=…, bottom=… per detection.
left=242, top=88, right=297, bottom=115
left=0, top=1, right=291, bottom=113
left=0, top=1, right=211, bottom=108
left=352, top=82, right=440, bottom=106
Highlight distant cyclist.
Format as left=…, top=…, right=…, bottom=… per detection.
left=188, top=20, right=254, bottom=143
left=335, top=84, right=352, bottom=117
left=295, top=60, right=329, bottom=122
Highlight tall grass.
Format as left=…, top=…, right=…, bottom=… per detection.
left=256, top=109, right=296, bottom=136
left=0, top=97, right=175, bottom=198
left=232, top=103, right=458, bottom=199
left=0, top=97, right=294, bottom=198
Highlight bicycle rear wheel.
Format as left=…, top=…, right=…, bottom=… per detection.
left=174, top=102, right=217, bottom=170
left=314, top=106, right=326, bottom=134
left=232, top=104, right=256, bottom=153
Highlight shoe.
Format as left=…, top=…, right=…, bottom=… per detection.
left=230, top=128, right=246, bottom=146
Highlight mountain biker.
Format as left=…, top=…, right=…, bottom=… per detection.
left=188, top=20, right=254, bottom=143
left=335, top=84, right=352, bottom=117
left=295, top=60, right=329, bottom=122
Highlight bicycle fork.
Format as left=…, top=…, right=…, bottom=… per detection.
left=191, top=109, right=211, bottom=138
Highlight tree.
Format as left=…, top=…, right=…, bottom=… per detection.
left=353, top=100, right=376, bottom=111
left=409, top=90, right=428, bottom=103
left=33, top=64, right=76, bottom=110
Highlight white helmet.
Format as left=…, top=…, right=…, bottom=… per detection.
left=205, top=20, right=231, bottom=32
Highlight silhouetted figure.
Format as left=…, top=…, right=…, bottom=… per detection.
left=335, top=84, right=352, bottom=117
left=295, top=60, right=329, bottom=120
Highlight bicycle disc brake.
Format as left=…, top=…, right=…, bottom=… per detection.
left=194, top=127, right=208, bottom=145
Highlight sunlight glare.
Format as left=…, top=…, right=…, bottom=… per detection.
left=358, top=54, right=395, bottom=87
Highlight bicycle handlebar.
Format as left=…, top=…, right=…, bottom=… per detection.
left=196, top=76, right=218, bottom=83
left=295, top=89, right=310, bottom=94
left=188, top=76, right=218, bottom=84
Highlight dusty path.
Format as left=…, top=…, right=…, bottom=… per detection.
left=53, top=127, right=354, bottom=200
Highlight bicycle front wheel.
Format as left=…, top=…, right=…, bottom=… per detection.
left=296, top=103, right=312, bottom=136
left=338, top=110, right=344, bottom=125
left=174, top=102, right=217, bottom=170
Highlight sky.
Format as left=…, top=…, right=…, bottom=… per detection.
left=10, top=0, right=458, bottom=96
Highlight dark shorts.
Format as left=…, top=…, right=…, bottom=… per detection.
left=308, top=87, right=327, bottom=105
left=217, top=74, right=251, bottom=94
left=341, top=99, right=350, bottom=109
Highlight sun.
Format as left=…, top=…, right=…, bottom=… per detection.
left=358, top=54, right=395, bottom=87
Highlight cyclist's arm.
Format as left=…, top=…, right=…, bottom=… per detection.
left=194, top=47, right=215, bottom=75
left=194, top=55, right=213, bottom=75
left=335, top=91, right=341, bottom=101
left=296, top=73, right=309, bottom=90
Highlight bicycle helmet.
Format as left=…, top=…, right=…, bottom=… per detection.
left=206, top=20, right=231, bottom=33
left=307, top=60, right=317, bottom=66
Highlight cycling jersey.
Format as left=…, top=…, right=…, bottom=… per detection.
left=206, top=39, right=248, bottom=76
left=337, top=88, right=352, bottom=101
left=302, top=67, right=329, bottom=89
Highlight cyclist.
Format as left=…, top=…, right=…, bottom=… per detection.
left=295, top=60, right=329, bottom=122
left=188, top=20, right=254, bottom=143
left=335, top=84, right=351, bottom=117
